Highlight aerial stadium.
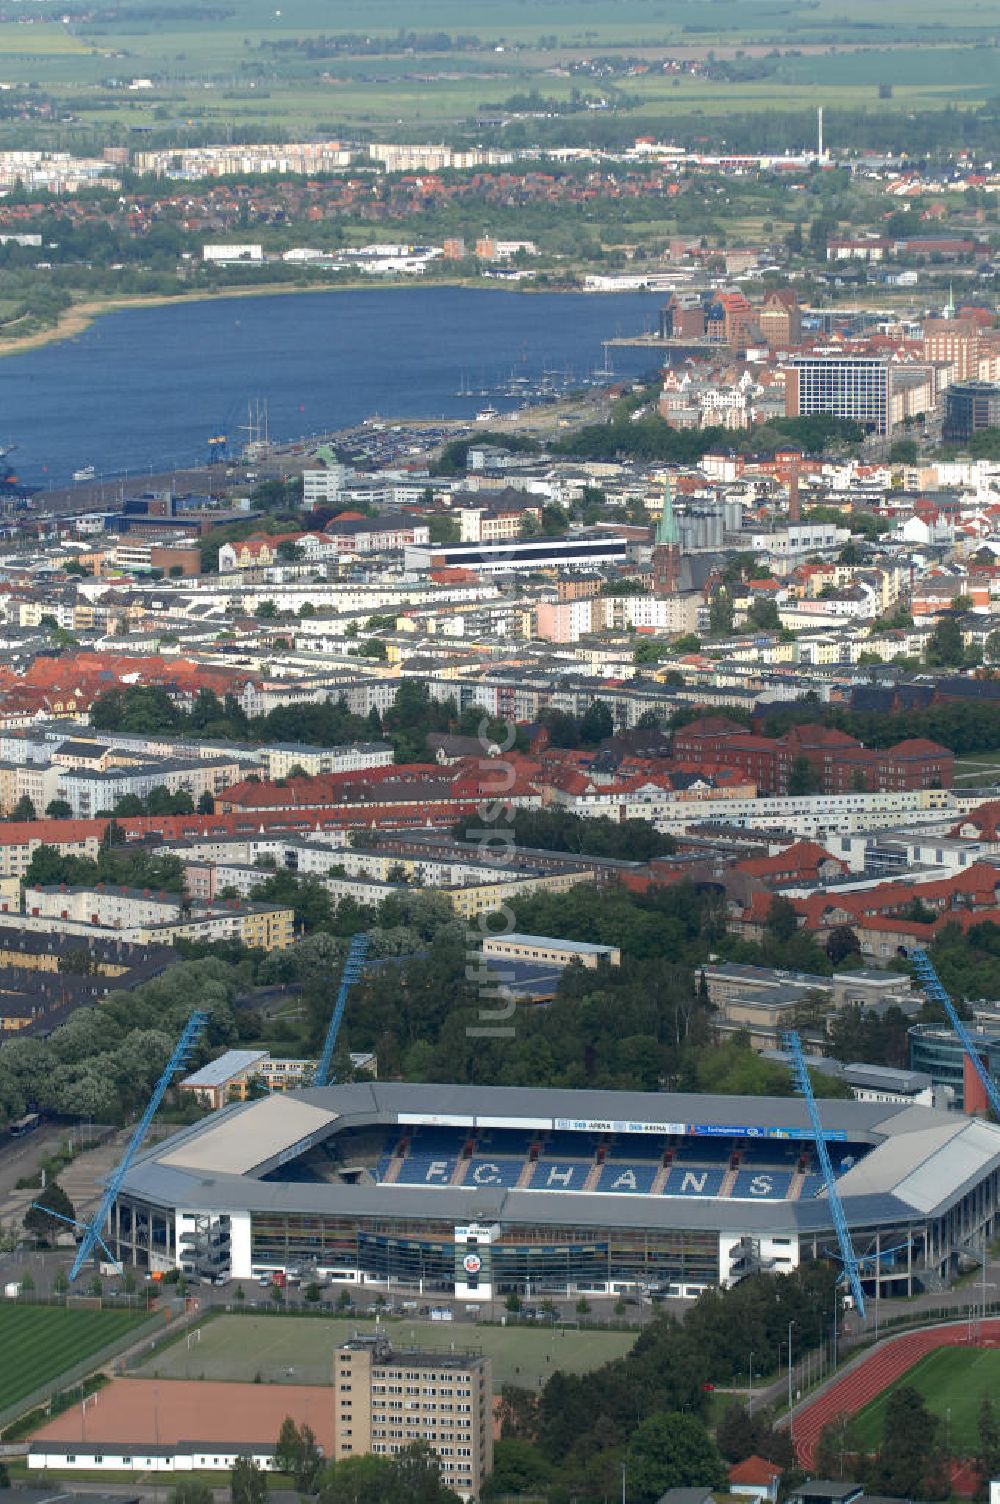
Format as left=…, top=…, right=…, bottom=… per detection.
left=108, top=1082, right=1000, bottom=1301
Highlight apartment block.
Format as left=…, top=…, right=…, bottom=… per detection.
left=334, top=1338, right=492, bottom=1501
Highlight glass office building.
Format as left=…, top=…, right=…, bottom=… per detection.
left=909, top=1023, right=1000, bottom=1110
left=789, top=355, right=892, bottom=435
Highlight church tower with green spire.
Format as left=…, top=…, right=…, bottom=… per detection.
left=652, top=475, right=680, bottom=595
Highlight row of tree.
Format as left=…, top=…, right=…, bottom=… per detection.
left=492, top=1263, right=836, bottom=1501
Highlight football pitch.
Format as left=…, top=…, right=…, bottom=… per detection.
left=0, top=1305, right=150, bottom=1416
left=851, top=1346, right=1000, bottom=1454
left=136, top=1313, right=635, bottom=1393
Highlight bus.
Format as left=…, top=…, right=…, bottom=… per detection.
left=9, top=1112, right=40, bottom=1139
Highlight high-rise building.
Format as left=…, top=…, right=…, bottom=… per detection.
left=944, top=380, right=1000, bottom=442
left=923, top=317, right=982, bottom=382
left=785, top=354, right=893, bottom=434
left=334, top=1337, right=493, bottom=1501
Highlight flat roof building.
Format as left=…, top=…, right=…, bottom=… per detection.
left=335, top=1337, right=492, bottom=1501
left=482, top=931, right=621, bottom=969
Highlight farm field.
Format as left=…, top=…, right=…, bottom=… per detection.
left=0, top=0, right=998, bottom=136
left=850, top=1346, right=1000, bottom=1454
left=136, top=1312, right=636, bottom=1392
left=0, top=1305, right=150, bottom=1415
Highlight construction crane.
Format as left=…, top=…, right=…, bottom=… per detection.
left=910, top=947, right=1000, bottom=1121
left=783, top=1029, right=866, bottom=1317
left=314, top=933, right=370, bottom=1088
left=38, top=1010, right=208, bottom=1282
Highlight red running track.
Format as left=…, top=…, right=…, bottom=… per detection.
left=793, top=1318, right=1000, bottom=1470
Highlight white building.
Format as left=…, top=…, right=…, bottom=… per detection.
left=202, top=244, right=263, bottom=264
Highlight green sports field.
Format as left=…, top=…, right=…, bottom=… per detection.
left=136, top=1313, right=635, bottom=1393
left=0, top=1305, right=150, bottom=1415
left=851, top=1346, right=1000, bottom=1454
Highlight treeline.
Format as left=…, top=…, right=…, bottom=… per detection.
left=88, top=681, right=637, bottom=767
left=555, top=405, right=866, bottom=465
left=755, top=694, right=1000, bottom=756
left=246, top=880, right=852, bottom=1096
left=25, top=839, right=185, bottom=894
left=7, top=850, right=967, bottom=1127
left=501, top=807, right=674, bottom=862
left=497, top=1262, right=836, bottom=1501
left=491, top=104, right=1000, bottom=158
left=0, top=959, right=239, bottom=1123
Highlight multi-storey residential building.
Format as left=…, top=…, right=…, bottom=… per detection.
left=672, top=719, right=953, bottom=795
left=257, top=742, right=394, bottom=781
left=22, top=885, right=294, bottom=951
left=334, top=1338, right=492, bottom=1501
left=53, top=757, right=240, bottom=818
left=923, top=318, right=982, bottom=382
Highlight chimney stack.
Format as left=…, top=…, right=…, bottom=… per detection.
left=788, top=454, right=801, bottom=524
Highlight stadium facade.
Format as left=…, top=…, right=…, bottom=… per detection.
left=112, top=1083, right=1000, bottom=1301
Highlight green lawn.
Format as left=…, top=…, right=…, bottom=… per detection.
left=136, top=1312, right=635, bottom=1393
left=0, top=1305, right=149, bottom=1415
left=851, top=1346, right=1000, bottom=1454
left=952, top=749, right=1000, bottom=784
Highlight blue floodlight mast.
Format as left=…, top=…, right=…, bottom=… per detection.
left=314, top=932, right=370, bottom=1087
left=69, top=1009, right=208, bottom=1281
left=910, top=947, right=1000, bottom=1121
left=783, top=1028, right=866, bottom=1318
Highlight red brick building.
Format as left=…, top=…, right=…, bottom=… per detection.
left=672, top=718, right=953, bottom=795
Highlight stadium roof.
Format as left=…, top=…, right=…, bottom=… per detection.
left=119, top=1083, right=1000, bottom=1237
left=180, top=1049, right=268, bottom=1089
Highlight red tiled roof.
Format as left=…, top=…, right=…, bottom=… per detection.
left=729, top=1457, right=783, bottom=1485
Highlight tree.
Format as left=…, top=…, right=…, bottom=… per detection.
left=230, top=1457, right=267, bottom=1504
left=716, top=1403, right=793, bottom=1468
left=394, top=1441, right=462, bottom=1502
left=9, top=795, right=36, bottom=822
left=826, top=926, right=861, bottom=967
left=814, top=1412, right=867, bottom=1481
left=628, top=1412, right=726, bottom=1503
left=765, top=895, right=799, bottom=945
left=496, top=1384, right=538, bottom=1440
left=167, top=1483, right=213, bottom=1504
left=868, top=1386, right=949, bottom=1500
left=45, top=799, right=73, bottom=819
left=977, top=1395, right=1000, bottom=1501
left=198, top=791, right=215, bottom=815
left=926, top=613, right=966, bottom=669
left=487, top=1438, right=553, bottom=1496
left=580, top=698, right=613, bottom=745
left=24, top=1181, right=75, bottom=1242
left=275, top=1415, right=302, bottom=1476
left=709, top=587, right=734, bottom=635
left=787, top=755, right=821, bottom=795
left=275, top=1417, right=322, bottom=1491
left=427, top=513, right=460, bottom=544
left=747, top=597, right=781, bottom=632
